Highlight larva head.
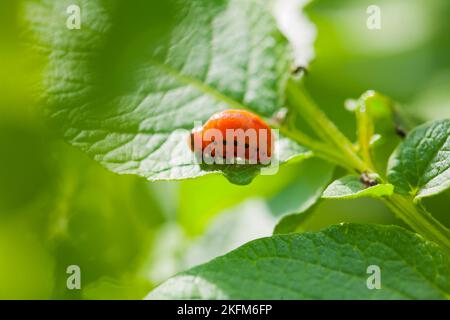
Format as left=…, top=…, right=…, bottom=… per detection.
left=189, top=127, right=203, bottom=153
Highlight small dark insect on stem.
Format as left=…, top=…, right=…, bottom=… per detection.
left=360, top=172, right=378, bottom=188
left=394, top=124, right=407, bottom=138
left=290, top=65, right=308, bottom=76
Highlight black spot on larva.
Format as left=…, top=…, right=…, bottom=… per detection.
left=190, top=132, right=194, bottom=150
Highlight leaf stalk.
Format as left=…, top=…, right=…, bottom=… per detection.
left=285, top=81, right=450, bottom=252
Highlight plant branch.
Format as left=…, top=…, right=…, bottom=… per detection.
left=286, top=79, right=367, bottom=173
left=355, top=103, right=376, bottom=171
left=383, top=194, right=450, bottom=253
left=285, top=80, right=450, bottom=252
left=279, top=126, right=357, bottom=172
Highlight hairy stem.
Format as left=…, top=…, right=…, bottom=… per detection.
left=383, top=194, right=450, bottom=253
left=279, top=126, right=357, bottom=172
left=355, top=104, right=376, bottom=171
left=286, top=80, right=367, bottom=173
left=286, top=81, right=450, bottom=252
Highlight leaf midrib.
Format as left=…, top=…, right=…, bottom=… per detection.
left=148, top=58, right=250, bottom=113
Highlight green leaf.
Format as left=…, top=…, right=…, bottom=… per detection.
left=322, top=175, right=394, bottom=200
left=269, top=158, right=334, bottom=234
left=195, top=139, right=310, bottom=185
left=177, top=159, right=334, bottom=264
left=272, top=204, right=317, bottom=235
left=179, top=157, right=333, bottom=236
left=147, top=224, right=450, bottom=299
left=24, top=0, right=306, bottom=184
left=387, top=119, right=450, bottom=200
left=266, top=158, right=334, bottom=217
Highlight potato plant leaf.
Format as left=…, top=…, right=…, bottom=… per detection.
left=147, top=224, right=450, bottom=299
left=23, top=0, right=309, bottom=184
left=272, top=204, right=317, bottom=235
left=387, top=119, right=450, bottom=200
left=322, top=175, right=394, bottom=200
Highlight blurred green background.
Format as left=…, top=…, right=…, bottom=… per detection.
left=0, top=0, right=449, bottom=299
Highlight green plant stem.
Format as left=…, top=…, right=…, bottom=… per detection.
left=285, top=80, right=450, bottom=252
left=286, top=80, right=367, bottom=173
left=279, top=126, right=357, bottom=172
left=383, top=194, right=450, bottom=253
left=355, top=104, right=376, bottom=172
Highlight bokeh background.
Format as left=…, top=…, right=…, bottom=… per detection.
left=0, top=0, right=449, bottom=299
